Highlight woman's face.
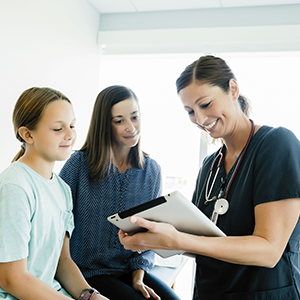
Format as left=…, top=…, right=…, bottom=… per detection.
left=179, top=80, right=239, bottom=140
left=111, top=98, right=141, bottom=149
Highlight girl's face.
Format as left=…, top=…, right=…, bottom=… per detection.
left=111, top=98, right=141, bottom=149
left=29, top=99, right=76, bottom=163
left=179, top=80, right=239, bottom=140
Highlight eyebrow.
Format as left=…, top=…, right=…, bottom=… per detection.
left=111, top=110, right=139, bottom=119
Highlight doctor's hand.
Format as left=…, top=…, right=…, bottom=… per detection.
left=119, top=216, right=181, bottom=252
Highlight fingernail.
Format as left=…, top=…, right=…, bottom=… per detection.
left=131, top=216, right=137, bottom=223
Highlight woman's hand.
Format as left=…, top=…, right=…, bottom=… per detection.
left=119, top=216, right=181, bottom=252
left=132, top=270, right=160, bottom=300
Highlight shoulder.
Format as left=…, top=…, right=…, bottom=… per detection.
left=60, top=151, right=88, bottom=174
left=0, top=162, right=32, bottom=188
left=0, top=163, right=37, bottom=208
left=255, top=126, right=300, bottom=150
left=143, top=156, right=161, bottom=172
left=66, top=150, right=87, bottom=165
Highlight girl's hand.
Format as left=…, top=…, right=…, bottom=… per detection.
left=119, top=216, right=180, bottom=252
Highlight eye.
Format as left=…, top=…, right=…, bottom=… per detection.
left=200, top=101, right=211, bottom=109
left=54, top=128, right=62, bottom=132
left=114, top=119, right=124, bottom=124
left=70, top=125, right=75, bottom=129
left=132, top=115, right=140, bottom=121
left=188, top=110, right=194, bottom=116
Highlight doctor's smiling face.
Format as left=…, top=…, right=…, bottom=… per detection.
left=179, top=79, right=239, bottom=140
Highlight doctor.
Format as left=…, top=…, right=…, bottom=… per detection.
left=120, top=55, right=300, bottom=300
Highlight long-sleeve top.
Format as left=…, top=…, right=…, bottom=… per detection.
left=59, top=151, right=162, bottom=278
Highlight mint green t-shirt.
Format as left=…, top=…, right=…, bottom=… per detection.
left=0, top=162, right=74, bottom=299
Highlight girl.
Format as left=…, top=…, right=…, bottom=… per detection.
left=60, top=85, right=180, bottom=300
left=0, top=87, right=108, bottom=300
left=120, top=55, right=300, bottom=300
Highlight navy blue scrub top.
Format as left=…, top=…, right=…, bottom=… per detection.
left=192, top=126, right=300, bottom=300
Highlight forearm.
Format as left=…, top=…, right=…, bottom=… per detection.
left=55, top=256, right=91, bottom=298
left=177, top=232, right=281, bottom=268
left=1, top=270, right=70, bottom=300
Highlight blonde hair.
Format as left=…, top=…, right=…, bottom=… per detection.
left=12, top=87, right=70, bottom=162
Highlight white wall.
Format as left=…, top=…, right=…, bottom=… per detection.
left=0, top=0, right=101, bottom=173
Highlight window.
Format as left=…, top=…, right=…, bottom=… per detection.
left=98, top=51, right=300, bottom=199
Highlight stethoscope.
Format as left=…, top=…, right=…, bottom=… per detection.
left=204, top=120, right=255, bottom=224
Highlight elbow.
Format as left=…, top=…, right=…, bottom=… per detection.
left=0, top=271, right=28, bottom=295
left=263, top=260, right=278, bottom=269
left=260, top=252, right=282, bottom=269
left=0, top=277, right=16, bottom=294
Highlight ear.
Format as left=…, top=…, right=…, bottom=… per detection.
left=18, top=127, right=34, bottom=144
left=229, top=78, right=239, bottom=101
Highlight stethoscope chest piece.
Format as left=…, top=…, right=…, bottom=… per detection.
left=214, top=198, right=229, bottom=215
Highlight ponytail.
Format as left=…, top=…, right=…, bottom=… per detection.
left=12, top=143, right=26, bottom=163
left=238, top=94, right=251, bottom=118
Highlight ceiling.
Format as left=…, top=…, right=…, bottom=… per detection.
left=88, top=0, right=300, bottom=14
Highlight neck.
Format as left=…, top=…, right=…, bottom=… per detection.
left=222, top=117, right=254, bottom=173
left=18, top=153, right=54, bottom=180
left=223, top=117, right=253, bottom=157
left=112, top=145, right=131, bottom=173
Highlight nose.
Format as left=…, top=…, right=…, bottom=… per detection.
left=126, top=120, right=135, bottom=132
left=194, top=109, right=207, bottom=126
left=65, top=127, right=76, bottom=141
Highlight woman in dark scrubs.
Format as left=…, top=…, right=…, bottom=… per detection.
left=120, top=55, right=300, bottom=300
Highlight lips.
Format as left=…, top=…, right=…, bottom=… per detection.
left=124, top=133, right=137, bottom=139
left=202, top=119, right=218, bottom=131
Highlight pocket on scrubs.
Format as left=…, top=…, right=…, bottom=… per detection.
left=224, top=285, right=299, bottom=300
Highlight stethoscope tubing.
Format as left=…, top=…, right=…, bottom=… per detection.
left=204, top=119, right=255, bottom=204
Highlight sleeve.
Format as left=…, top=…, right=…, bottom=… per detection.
left=63, top=184, right=75, bottom=238
left=253, top=127, right=300, bottom=205
left=0, top=183, right=32, bottom=262
left=128, top=158, right=160, bottom=272
left=59, top=152, right=81, bottom=205
left=128, top=250, right=155, bottom=273
left=152, top=162, right=162, bottom=198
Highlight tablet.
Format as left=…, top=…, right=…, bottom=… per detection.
left=107, top=190, right=226, bottom=258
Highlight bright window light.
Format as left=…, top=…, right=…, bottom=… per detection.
left=98, top=52, right=300, bottom=200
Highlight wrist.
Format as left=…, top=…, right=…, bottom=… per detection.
left=132, top=269, right=144, bottom=283
left=78, top=288, right=100, bottom=300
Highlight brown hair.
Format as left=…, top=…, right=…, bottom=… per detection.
left=12, top=87, right=70, bottom=162
left=176, top=55, right=251, bottom=116
left=80, top=85, right=146, bottom=182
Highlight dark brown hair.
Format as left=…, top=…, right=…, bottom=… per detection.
left=81, top=85, right=146, bottom=182
left=176, top=55, right=251, bottom=116
left=12, top=87, right=70, bottom=162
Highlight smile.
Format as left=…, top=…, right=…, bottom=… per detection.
left=124, top=134, right=137, bottom=139
left=202, top=119, right=218, bottom=130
